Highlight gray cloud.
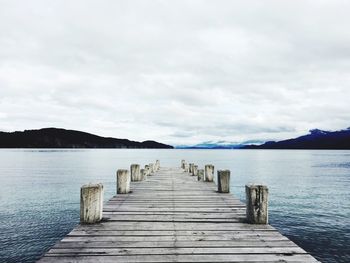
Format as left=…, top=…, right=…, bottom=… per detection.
left=1, top=0, right=350, bottom=145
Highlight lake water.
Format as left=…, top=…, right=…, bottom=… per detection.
left=0, top=149, right=349, bottom=263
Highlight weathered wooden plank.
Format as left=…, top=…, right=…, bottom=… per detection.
left=61, top=234, right=291, bottom=242
left=53, top=240, right=298, bottom=248
left=38, top=254, right=319, bottom=263
left=46, top=246, right=307, bottom=255
left=76, top=221, right=275, bottom=230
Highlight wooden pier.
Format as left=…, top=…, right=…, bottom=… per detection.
left=38, top=166, right=319, bottom=262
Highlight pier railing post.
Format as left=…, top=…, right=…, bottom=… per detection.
left=184, top=163, right=189, bottom=173
left=197, top=169, right=204, bottom=181
left=189, top=163, right=194, bottom=174
left=149, top=163, right=154, bottom=175
left=117, top=169, right=130, bottom=194
left=181, top=160, right=185, bottom=169
left=144, top=165, right=150, bottom=176
left=140, top=168, right=147, bottom=181
left=217, top=170, right=230, bottom=193
left=192, top=165, right=198, bottom=176
left=130, top=164, right=141, bottom=181
left=155, top=160, right=160, bottom=170
left=80, top=183, right=103, bottom=224
left=245, top=184, right=269, bottom=224
left=205, top=164, right=214, bottom=182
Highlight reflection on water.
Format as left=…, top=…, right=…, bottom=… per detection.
left=0, top=149, right=349, bottom=262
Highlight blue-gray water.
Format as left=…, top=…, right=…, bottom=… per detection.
left=0, top=149, right=349, bottom=263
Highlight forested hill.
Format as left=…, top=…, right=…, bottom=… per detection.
left=0, top=128, right=173, bottom=149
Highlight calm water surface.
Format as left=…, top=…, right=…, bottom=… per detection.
left=0, top=149, right=349, bottom=263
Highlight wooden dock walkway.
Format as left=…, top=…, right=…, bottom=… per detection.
left=38, top=167, right=319, bottom=262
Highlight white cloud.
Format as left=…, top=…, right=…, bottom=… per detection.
left=0, top=0, right=350, bottom=145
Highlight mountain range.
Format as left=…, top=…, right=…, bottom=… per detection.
left=177, top=128, right=350, bottom=149
left=243, top=128, right=350, bottom=149
left=0, top=128, right=173, bottom=149
left=1, top=127, right=349, bottom=149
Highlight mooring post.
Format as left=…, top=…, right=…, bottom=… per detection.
left=80, top=183, right=103, bottom=224
left=197, top=169, right=204, bottom=181
left=181, top=160, right=186, bottom=169
left=189, top=163, right=194, bottom=174
left=217, top=170, right=230, bottom=193
left=192, top=165, right=198, bottom=176
left=144, top=165, right=150, bottom=176
left=117, top=169, right=130, bottom=194
left=245, top=184, right=269, bottom=224
left=205, top=164, right=214, bottom=182
left=155, top=160, right=160, bottom=170
left=140, top=168, right=147, bottom=181
left=184, top=163, right=189, bottom=173
left=149, top=163, right=154, bottom=175
left=130, top=164, right=141, bottom=181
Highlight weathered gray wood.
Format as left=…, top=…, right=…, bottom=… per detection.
left=155, top=160, right=160, bottom=170
left=189, top=163, right=194, bottom=173
left=246, top=184, right=269, bottom=224
left=116, top=169, right=130, bottom=194
left=38, top=167, right=318, bottom=263
left=192, top=165, right=198, bottom=176
left=149, top=163, right=155, bottom=174
left=53, top=240, right=298, bottom=248
left=205, top=164, right=214, bottom=182
left=47, top=246, right=307, bottom=255
left=130, top=164, right=141, bottom=181
left=144, top=165, right=150, bottom=176
left=140, top=169, right=147, bottom=181
left=38, top=254, right=319, bottom=263
left=217, top=170, right=230, bottom=193
left=197, top=169, right=204, bottom=181
left=80, top=183, right=103, bottom=224
left=181, top=160, right=185, bottom=169
left=184, top=163, right=189, bottom=173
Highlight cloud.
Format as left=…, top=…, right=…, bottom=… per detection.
left=1, top=0, right=350, bottom=145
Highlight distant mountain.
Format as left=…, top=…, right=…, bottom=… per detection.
left=243, top=128, right=350, bottom=149
left=176, top=140, right=265, bottom=149
left=0, top=128, right=173, bottom=149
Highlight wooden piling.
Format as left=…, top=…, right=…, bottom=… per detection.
left=149, top=163, right=154, bottom=174
left=144, top=165, right=150, bottom=176
left=245, top=184, right=269, bottom=224
left=116, top=169, right=130, bottom=194
left=80, top=183, right=103, bottom=224
left=217, top=170, right=230, bottom=193
left=184, top=163, right=189, bottom=173
left=140, top=168, right=147, bottom=181
left=197, top=169, right=204, bottom=181
left=205, top=164, right=214, bottom=182
left=189, top=163, right=194, bottom=174
left=130, top=164, right=141, bottom=181
left=192, top=165, right=198, bottom=176
left=181, top=160, right=186, bottom=169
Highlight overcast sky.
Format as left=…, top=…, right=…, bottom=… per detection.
left=0, top=0, right=350, bottom=145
